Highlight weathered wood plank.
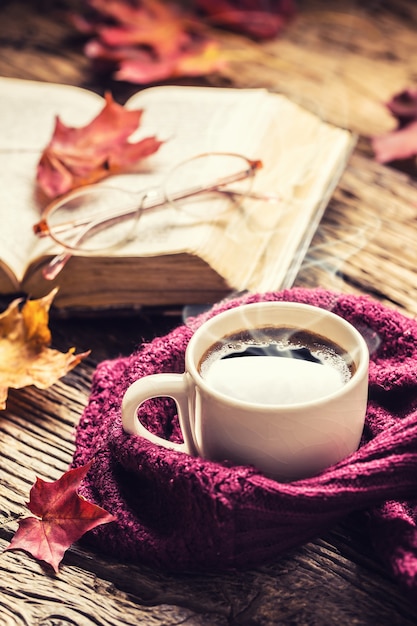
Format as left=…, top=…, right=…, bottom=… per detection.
left=296, top=153, right=417, bottom=315
left=1, top=1, right=417, bottom=624
left=0, top=539, right=225, bottom=626
left=215, top=0, right=417, bottom=136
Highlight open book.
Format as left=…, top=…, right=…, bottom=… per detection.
left=0, top=77, right=355, bottom=311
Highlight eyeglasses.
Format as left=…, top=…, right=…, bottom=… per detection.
left=33, top=151, right=280, bottom=280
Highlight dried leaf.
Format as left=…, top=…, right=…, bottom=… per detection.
left=5, top=461, right=116, bottom=572
left=372, top=89, right=417, bottom=163
left=114, top=39, right=227, bottom=84
left=196, top=0, right=296, bottom=40
left=73, top=0, right=228, bottom=85
left=37, top=92, right=163, bottom=198
left=0, top=289, right=89, bottom=409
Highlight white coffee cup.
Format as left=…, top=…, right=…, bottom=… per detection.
left=122, top=302, right=369, bottom=479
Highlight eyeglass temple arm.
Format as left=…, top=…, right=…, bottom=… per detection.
left=43, top=251, right=71, bottom=280
left=42, top=214, right=112, bottom=280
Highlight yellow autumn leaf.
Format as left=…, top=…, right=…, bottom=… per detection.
left=0, top=288, right=89, bottom=409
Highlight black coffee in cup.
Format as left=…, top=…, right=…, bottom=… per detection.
left=199, top=326, right=355, bottom=405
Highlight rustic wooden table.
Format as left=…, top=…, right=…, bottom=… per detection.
left=1, top=1, right=417, bottom=624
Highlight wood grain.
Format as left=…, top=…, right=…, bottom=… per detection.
left=296, top=153, right=417, bottom=315
left=215, top=0, right=417, bottom=135
left=1, top=1, right=417, bottom=624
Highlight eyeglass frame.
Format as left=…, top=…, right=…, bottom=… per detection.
left=33, top=151, right=279, bottom=280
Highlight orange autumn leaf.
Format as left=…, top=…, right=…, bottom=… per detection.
left=37, top=92, right=163, bottom=198
left=73, top=0, right=228, bottom=85
left=0, top=289, right=89, bottom=409
left=88, top=0, right=196, bottom=55
left=5, top=460, right=116, bottom=572
left=114, top=39, right=227, bottom=84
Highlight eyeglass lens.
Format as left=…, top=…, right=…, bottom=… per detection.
left=46, top=186, right=142, bottom=253
left=164, top=153, right=255, bottom=218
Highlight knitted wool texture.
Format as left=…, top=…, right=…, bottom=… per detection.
left=72, top=288, right=417, bottom=603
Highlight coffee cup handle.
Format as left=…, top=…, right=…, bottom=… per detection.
left=121, top=374, right=195, bottom=454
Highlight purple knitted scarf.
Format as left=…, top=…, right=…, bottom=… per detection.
left=72, top=288, right=417, bottom=604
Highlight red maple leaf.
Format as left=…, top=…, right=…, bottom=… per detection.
left=37, top=91, right=163, bottom=198
left=5, top=460, right=116, bottom=573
